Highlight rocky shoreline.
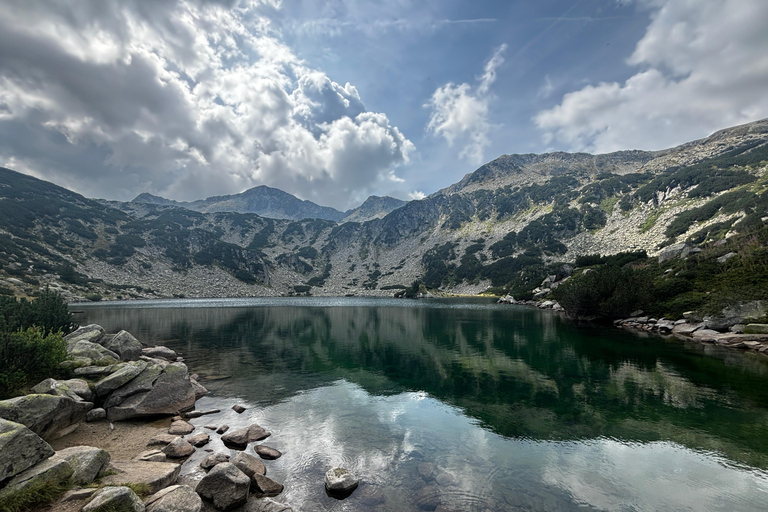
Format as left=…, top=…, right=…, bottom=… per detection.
left=498, top=293, right=768, bottom=356
left=0, top=324, right=359, bottom=512
left=613, top=316, right=768, bottom=353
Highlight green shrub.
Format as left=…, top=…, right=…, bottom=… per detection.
left=85, top=293, right=103, bottom=302
left=0, top=327, right=68, bottom=398
left=553, top=265, right=653, bottom=319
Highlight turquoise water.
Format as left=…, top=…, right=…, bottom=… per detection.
left=75, top=297, right=768, bottom=511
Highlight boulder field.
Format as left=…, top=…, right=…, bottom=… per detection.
left=0, top=324, right=301, bottom=512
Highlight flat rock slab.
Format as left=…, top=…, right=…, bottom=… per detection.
left=82, top=486, right=144, bottom=512
left=221, top=424, right=270, bottom=450
left=95, top=361, right=148, bottom=396
left=244, top=498, right=293, bottom=511
left=148, top=433, right=179, bottom=447
left=185, top=409, right=220, bottom=419
left=0, top=418, right=55, bottom=482
left=101, top=460, right=181, bottom=494
left=169, top=419, right=196, bottom=435
left=137, top=449, right=167, bottom=462
left=254, top=445, right=282, bottom=460
left=188, top=432, right=211, bottom=447
left=200, top=453, right=230, bottom=470
left=64, top=324, right=105, bottom=344
left=146, top=484, right=202, bottom=512
left=142, top=346, right=178, bottom=360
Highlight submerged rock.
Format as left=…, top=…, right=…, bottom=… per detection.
left=324, top=467, right=359, bottom=497
left=254, top=445, right=282, bottom=460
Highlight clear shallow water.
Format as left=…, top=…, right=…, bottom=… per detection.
left=74, top=297, right=768, bottom=511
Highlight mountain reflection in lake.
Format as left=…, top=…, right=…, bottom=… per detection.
left=75, top=297, right=768, bottom=511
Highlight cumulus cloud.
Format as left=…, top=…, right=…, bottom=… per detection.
left=535, top=0, right=768, bottom=153
left=425, top=44, right=507, bottom=165
left=0, top=0, right=414, bottom=210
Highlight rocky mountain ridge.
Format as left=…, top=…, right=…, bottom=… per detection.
left=131, top=186, right=406, bottom=224
left=0, top=118, right=765, bottom=306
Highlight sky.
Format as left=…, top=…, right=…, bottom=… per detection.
left=0, top=0, right=767, bottom=211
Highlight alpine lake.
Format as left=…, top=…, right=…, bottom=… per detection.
left=73, top=297, right=768, bottom=511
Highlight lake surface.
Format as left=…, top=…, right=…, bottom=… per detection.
left=74, top=297, right=768, bottom=511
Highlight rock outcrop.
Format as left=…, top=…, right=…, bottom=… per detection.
left=0, top=393, right=93, bottom=440
left=0, top=418, right=54, bottom=482
left=106, top=362, right=196, bottom=421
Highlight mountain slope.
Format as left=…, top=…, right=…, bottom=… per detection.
left=0, top=118, right=766, bottom=312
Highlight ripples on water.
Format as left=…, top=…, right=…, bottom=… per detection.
left=75, top=297, right=768, bottom=511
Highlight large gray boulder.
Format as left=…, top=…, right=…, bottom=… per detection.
left=107, top=362, right=196, bottom=421
left=0, top=455, right=73, bottom=501
left=244, top=498, right=293, bottom=512
left=196, top=462, right=250, bottom=511
left=68, top=340, right=120, bottom=364
left=0, top=394, right=93, bottom=440
left=82, top=486, right=145, bottom=512
left=145, top=485, right=202, bottom=512
left=221, top=424, right=271, bottom=450
left=0, top=418, right=55, bottom=482
left=104, top=330, right=143, bottom=361
left=31, top=377, right=94, bottom=402
left=95, top=361, right=149, bottom=397
left=64, top=324, right=105, bottom=344
left=50, top=445, right=110, bottom=485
